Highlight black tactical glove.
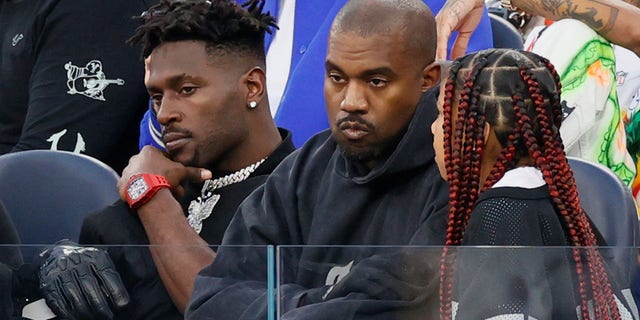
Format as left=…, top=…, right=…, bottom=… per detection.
left=38, top=241, right=129, bottom=320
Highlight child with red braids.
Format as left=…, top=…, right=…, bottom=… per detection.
left=431, top=48, right=638, bottom=319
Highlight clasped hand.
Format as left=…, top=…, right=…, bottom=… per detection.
left=38, top=242, right=128, bottom=320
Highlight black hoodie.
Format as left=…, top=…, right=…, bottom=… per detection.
left=187, top=89, right=449, bottom=320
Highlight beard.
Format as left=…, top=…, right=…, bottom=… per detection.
left=337, top=140, right=379, bottom=164
left=333, top=129, right=406, bottom=169
left=333, top=131, right=395, bottom=169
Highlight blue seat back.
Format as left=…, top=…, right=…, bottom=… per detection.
left=568, top=156, right=639, bottom=286
left=488, top=12, right=524, bottom=49
left=0, top=150, right=119, bottom=246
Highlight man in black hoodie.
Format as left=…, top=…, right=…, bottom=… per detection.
left=0, top=0, right=155, bottom=174
left=186, top=0, right=449, bottom=319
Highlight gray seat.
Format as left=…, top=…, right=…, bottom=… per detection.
left=568, top=156, right=639, bottom=287
left=0, top=150, right=119, bottom=249
left=488, top=12, right=524, bottom=49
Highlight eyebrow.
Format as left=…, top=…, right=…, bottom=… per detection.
left=324, top=60, right=343, bottom=74
left=325, top=60, right=398, bottom=79
left=146, top=73, right=201, bottom=92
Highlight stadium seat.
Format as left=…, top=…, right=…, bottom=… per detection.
left=0, top=150, right=119, bottom=248
left=0, top=201, right=22, bottom=269
left=568, top=156, right=639, bottom=285
left=488, top=12, right=524, bottom=49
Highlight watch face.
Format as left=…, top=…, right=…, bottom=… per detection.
left=127, top=176, right=149, bottom=200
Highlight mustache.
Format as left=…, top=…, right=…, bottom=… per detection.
left=336, top=115, right=373, bottom=130
left=161, top=126, right=192, bottom=141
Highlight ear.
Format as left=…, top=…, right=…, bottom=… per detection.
left=482, top=123, right=505, bottom=157
left=483, top=123, right=492, bottom=145
left=421, top=61, right=442, bottom=92
left=244, top=66, right=267, bottom=104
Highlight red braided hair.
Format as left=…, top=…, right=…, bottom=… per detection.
left=438, top=49, right=621, bottom=320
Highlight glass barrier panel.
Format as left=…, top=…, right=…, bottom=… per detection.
left=0, top=244, right=273, bottom=320
left=2, top=245, right=639, bottom=319
left=276, top=246, right=640, bottom=319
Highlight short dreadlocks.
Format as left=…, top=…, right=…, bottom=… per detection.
left=128, top=0, right=277, bottom=64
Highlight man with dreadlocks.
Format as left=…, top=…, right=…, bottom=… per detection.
left=37, top=0, right=295, bottom=319
left=187, top=0, right=449, bottom=318
left=431, top=48, right=637, bottom=319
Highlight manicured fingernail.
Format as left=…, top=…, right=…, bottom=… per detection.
left=201, top=169, right=212, bottom=180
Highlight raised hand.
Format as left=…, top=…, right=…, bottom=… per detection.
left=435, top=0, right=486, bottom=60
left=117, top=146, right=212, bottom=200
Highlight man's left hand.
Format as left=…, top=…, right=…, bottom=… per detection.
left=38, top=243, right=129, bottom=320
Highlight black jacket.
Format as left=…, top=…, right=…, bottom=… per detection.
left=454, top=184, right=639, bottom=319
left=187, top=90, right=450, bottom=319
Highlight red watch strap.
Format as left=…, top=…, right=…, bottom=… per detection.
left=126, top=173, right=171, bottom=209
left=146, top=174, right=170, bottom=187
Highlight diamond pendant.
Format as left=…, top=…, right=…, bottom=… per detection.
left=185, top=157, right=266, bottom=234
left=187, top=194, right=220, bottom=234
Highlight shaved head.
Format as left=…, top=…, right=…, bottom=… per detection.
left=331, top=0, right=437, bottom=65
left=324, top=0, right=442, bottom=169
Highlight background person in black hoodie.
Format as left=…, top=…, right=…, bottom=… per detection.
left=0, top=0, right=156, bottom=174
left=187, top=0, right=449, bottom=319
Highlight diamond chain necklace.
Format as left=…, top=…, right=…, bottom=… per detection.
left=187, top=158, right=266, bottom=233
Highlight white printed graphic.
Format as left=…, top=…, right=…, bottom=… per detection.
left=11, top=33, right=23, bottom=46
left=322, top=260, right=354, bottom=299
left=46, top=129, right=86, bottom=154
left=65, top=60, right=124, bottom=101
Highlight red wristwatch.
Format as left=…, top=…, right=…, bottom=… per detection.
left=125, top=174, right=171, bottom=209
